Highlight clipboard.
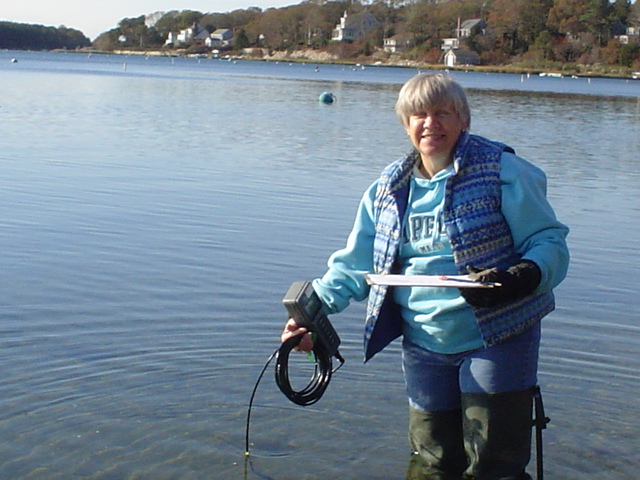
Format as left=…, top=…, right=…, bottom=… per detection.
left=364, top=274, right=498, bottom=288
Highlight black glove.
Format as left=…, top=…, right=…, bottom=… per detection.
left=459, top=260, right=542, bottom=308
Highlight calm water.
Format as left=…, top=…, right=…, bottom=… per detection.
left=1, top=50, right=639, bottom=480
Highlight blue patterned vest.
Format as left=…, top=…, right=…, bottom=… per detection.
left=363, top=132, right=554, bottom=362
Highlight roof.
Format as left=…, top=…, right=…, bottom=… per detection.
left=386, top=33, right=413, bottom=42
left=460, top=19, right=486, bottom=30
left=343, top=11, right=380, bottom=28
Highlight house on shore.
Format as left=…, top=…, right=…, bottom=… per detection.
left=440, top=17, right=484, bottom=66
left=443, top=49, right=480, bottom=67
left=383, top=33, right=415, bottom=53
left=332, top=11, right=380, bottom=42
left=456, top=19, right=486, bottom=39
left=206, top=29, right=234, bottom=49
left=165, top=24, right=210, bottom=47
left=617, top=25, right=640, bottom=45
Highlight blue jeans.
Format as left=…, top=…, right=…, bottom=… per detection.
left=402, top=322, right=541, bottom=412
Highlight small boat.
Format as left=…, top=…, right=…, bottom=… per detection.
left=10, top=57, right=18, bottom=63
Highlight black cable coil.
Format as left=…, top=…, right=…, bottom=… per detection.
left=274, top=333, right=344, bottom=406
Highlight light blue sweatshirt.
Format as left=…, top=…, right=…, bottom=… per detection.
left=313, top=151, right=570, bottom=354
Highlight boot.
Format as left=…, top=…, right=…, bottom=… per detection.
left=461, top=389, right=534, bottom=480
left=406, top=407, right=468, bottom=480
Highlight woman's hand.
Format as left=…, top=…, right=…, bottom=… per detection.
left=459, top=261, right=542, bottom=308
left=281, top=318, right=314, bottom=352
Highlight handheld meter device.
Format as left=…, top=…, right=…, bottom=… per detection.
left=282, top=281, right=341, bottom=357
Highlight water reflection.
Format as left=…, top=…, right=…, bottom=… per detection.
left=0, top=53, right=639, bottom=479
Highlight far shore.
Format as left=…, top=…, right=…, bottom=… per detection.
left=52, top=47, right=640, bottom=81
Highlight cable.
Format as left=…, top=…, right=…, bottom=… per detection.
left=245, top=333, right=345, bottom=456
left=274, top=334, right=345, bottom=407
left=245, top=348, right=277, bottom=455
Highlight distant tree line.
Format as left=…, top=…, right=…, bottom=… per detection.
left=5, top=0, right=640, bottom=71
left=93, top=0, right=640, bottom=70
left=0, top=22, right=90, bottom=50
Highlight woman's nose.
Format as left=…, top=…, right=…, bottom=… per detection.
left=423, top=114, right=437, bottom=127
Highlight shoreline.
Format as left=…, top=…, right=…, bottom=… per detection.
left=51, top=47, right=640, bottom=81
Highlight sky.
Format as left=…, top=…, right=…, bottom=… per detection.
left=1, top=0, right=298, bottom=40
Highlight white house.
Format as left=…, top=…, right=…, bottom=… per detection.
left=441, top=38, right=460, bottom=51
left=177, top=28, right=194, bottom=44
left=165, top=25, right=210, bottom=46
left=165, top=30, right=187, bottom=46
left=206, top=29, right=233, bottom=49
left=456, top=19, right=486, bottom=38
left=332, top=11, right=380, bottom=42
left=440, top=18, right=484, bottom=66
left=618, top=26, right=640, bottom=44
left=383, top=33, right=414, bottom=53
left=443, top=49, right=480, bottom=67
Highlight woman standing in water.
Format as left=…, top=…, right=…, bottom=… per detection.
left=282, top=73, right=569, bottom=480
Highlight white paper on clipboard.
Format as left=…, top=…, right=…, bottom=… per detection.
left=364, top=274, right=497, bottom=288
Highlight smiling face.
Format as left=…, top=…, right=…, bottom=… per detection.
left=395, top=74, right=471, bottom=176
left=405, top=104, right=465, bottom=169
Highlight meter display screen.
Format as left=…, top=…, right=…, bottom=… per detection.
left=300, top=282, right=322, bottom=319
